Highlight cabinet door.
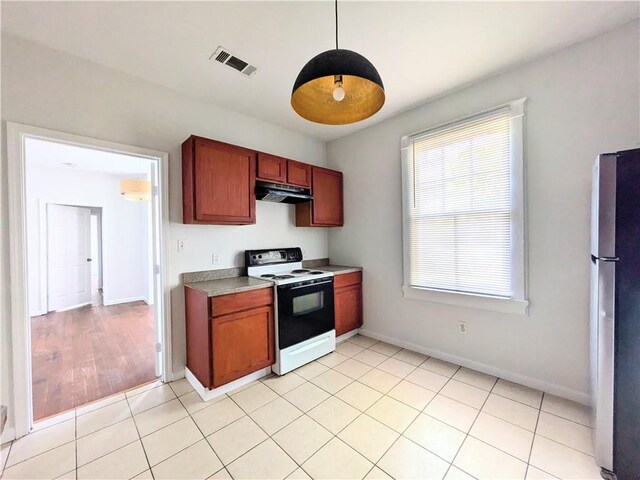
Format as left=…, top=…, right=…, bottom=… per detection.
left=296, top=166, right=343, bottom=227
left=257, top=153, right=287, bottom=184
left=335, top=284, right=362, bottom=336
left=193, top=138, right=256, bottom=224
left=212, top=305, right=274, bottom=387
left=287, top=160, right=312, bottom=188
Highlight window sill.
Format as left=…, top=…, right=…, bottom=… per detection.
left=402, top=285, right=529, bottom=315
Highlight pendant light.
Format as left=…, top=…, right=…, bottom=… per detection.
left=120, top=158, right=151, bottom=202
left=291, top=0, right=385, bottom=125
left=120, top=178, right=151, bottom=202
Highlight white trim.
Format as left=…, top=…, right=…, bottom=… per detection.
left=336, top=329, right=360, bottom=343
left=36, top=199, right=47, bottom=316
left=102, top=296, right=147, bottom=306
left=359, top=327, right=590, bottom=406
left=7, top=121, right=173, bottom=438
left=31, top=410, right=75, bottom=432
left=52, top=302, right=91, bottom=313
left=184, top=367, right=271, bottom=402
left=402, top=286, right=529, bottom=315
left=401, top=98, right=528, bottom=313
left=7, top=121, right=33, bottom=438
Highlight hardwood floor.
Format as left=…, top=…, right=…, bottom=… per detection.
left=31, top=297, right=157, bottom=421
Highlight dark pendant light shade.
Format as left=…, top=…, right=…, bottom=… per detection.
left=291, top=0, right=385, bottom=125
left=291, top=49, right=385, bottom=125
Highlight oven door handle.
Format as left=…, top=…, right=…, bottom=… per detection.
left=284, top=280, right=333, bottom=290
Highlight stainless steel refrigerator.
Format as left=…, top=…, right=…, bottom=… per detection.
left=591, top=148, right=640, bottom=480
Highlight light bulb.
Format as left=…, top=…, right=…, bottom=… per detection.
left=333, top=85, right=345, bottom=102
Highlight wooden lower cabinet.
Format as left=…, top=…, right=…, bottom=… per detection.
left=334, top=272, right=363, bottom=336
left=185, top=286, right=274, bottom=389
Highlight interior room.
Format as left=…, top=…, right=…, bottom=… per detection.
left=25, top=138, right=159, bottom=421
left=0, top=2, right=638, bottom=480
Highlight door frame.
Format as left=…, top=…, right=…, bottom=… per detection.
left=7, top=121, right=173, bottom=437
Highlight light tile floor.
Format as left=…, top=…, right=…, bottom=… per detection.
left=0, top=335, right=600, bottom=480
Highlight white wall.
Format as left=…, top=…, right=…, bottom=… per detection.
left=327, top=21, right=640, bottom=402
left=0, top=33, right=327, bottom=435
left=26, top=164, right=151, bottom=315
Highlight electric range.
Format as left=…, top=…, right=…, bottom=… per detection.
left=245, top=248, right=335, bottom=375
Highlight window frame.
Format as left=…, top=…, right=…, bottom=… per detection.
left=401, top=98, right=529, bottom=315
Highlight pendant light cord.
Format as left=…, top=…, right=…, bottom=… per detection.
left=335, top=0, right=339, bottom=50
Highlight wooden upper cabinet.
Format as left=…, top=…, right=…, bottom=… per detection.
left=296, top=166, right=344, bottom=227
left=182, top=136, right=256, bottom=225
left=287, top=160, right=312, bottom=188
left=257, top=153, right=287, bottom=184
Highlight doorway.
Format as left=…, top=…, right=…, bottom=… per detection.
left=7, top=122, right=171, bottom=435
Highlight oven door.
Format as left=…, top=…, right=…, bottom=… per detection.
left=277, top=279, right=335, bottom=350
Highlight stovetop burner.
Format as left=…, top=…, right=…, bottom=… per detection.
left=291, top=269, right=310, bottom=274
left=272, top=275, right=295, bottom=280
left=310, top=271, right=325, bottom=275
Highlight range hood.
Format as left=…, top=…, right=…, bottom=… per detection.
left=255, top=181, right=313, bottom=204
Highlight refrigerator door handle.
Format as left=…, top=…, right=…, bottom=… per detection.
left=594, top=259, right=615, bottom=471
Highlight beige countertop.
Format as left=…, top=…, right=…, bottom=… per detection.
left=183, top=263, right=362, bottom=297
left=184, top=276, right=273, bottom=297
left=317, top=265, right=363, bottom=275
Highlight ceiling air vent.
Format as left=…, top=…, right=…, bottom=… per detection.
left=210, top=46, right=257, bottom=77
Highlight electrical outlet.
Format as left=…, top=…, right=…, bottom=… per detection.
left=212, top=251, right=220, bottom=265
left=177, top=239, right=185, bottom=252
left=458, top=322, right=468, bottom=334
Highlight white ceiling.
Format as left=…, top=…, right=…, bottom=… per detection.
left=2, top=2, right=638, bottom=141
left=26, top=138, right=151, bottom=176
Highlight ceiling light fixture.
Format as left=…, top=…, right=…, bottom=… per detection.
left=120, top=178, right=151, bottom=202
left=120, top=158, right=151, bottom=202
left=291, top=0, right=385, bottom=125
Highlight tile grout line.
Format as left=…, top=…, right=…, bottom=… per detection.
left=325, top=339, right=466, bottom=476
left=442, top=367, right=498, bottom=477
left=363, top=363, right=464, bottom=479
left=124, top=390, right=156, bottom=478
left=524, top=392, right=545, bottom=479
left=175, top=391, right=228, bottom=478
left=224, top=391, right=304, bottom=478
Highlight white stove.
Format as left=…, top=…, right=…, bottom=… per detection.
left=245, top=248, right=336, bottom=375
left=247, top=263, right=334, bottom=285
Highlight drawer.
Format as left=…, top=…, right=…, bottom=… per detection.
left=334, top=271, right=362, bottom=289
left=211, top=287, right=274, bottom=317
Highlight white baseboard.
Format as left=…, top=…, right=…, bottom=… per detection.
left=54, top=302, right=90, bottom=313
left=336, top=329, right=360, bottom=343
left=359, top=328, right=591, bottom=406
left=103, top=296, right=146, bottom=306
left=185, top=367, right=271, bottom=402
left=1, top=427, right=16, bottom=444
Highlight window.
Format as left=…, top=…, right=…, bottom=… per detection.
left=401, top=99, right=527, bottom=314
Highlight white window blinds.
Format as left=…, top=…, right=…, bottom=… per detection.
left=404, top=107, right=515, bottom=298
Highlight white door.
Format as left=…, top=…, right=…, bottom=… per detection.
left=47, top=204, right=92, bottom=311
